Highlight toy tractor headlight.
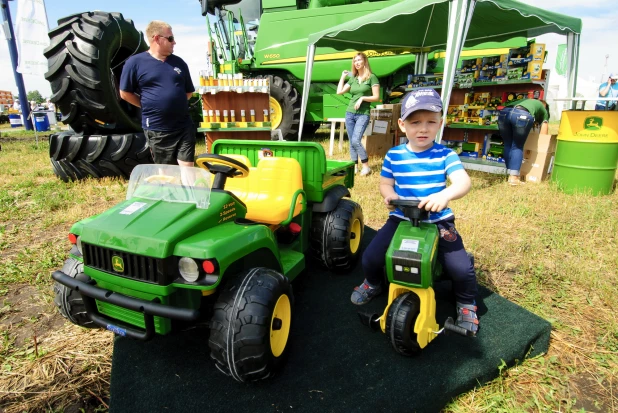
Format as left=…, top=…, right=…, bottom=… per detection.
left=68, top=233, right=83, bottom=255
left=178, top=257, right=200, bottom=283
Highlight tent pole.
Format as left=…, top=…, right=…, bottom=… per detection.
left=438, top=0, right=476, bottom=142
left=566, top=33, right=580, bottom=110
left=298, top=44, right=316, bottom=141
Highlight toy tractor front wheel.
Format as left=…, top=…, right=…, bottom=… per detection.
left=53, top=258, right=95, bottom=328
left=310, top=198, right=364, bottom=272
left=385, top=292, right=421, bottom=356
left=209, top=267, right=293, bottom=382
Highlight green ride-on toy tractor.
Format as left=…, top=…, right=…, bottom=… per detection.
left=52, top=139, right=364, bottom=382
left=358, top=200, right=474, bottom=356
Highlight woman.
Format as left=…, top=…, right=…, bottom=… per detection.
left=337, top=53, right=380, bottom=176
left=497, top=98, right=549, bottom=185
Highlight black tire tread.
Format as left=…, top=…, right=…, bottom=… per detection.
left=262, top=75, right=301, bottom=141
left=53, top=258, right=95, bottom=328
left=385, top=293, right=421, bottom=356
left=45, top=11, right=147, bottom=134
left=209, top=268, right=293, bottom=382
left=310, top=198, right=364, bottom=271
left=49, top=131, right=152, bottom=182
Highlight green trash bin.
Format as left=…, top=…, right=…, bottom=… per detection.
left=551, top=111, right=618, bottom=195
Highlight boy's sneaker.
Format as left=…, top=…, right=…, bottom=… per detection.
left=351, top=279, right=382, bottom=305
left=455, top=302, right=479, bottom=336
left=359, top=166, right=372, bottom=176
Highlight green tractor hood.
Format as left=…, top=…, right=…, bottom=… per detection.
left=74, top=192, right=244, bottom=258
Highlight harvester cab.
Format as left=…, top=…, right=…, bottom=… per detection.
left=358, top=200, right=474, bottom=356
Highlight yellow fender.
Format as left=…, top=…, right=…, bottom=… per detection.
left=379, top=284, right=439, bottom=349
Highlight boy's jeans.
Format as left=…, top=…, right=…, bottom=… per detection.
left=362, top=216, right=477, bottom=305
left=497, top=107, right=534, bottom=175
left=345, top=112, right=370, bottom=164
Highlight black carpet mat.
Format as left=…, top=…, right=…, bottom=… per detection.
left=109, top=228, right=551, bottom=413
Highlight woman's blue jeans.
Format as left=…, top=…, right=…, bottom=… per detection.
left=497, top=107, right=534, bottom=175
left=344, top=112, right=370, bottom=164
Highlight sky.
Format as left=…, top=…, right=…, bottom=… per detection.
left=0, top=0, right=616, bottom=99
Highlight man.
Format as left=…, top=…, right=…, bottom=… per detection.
left=596, top=73, right=618, bottom=111
left=120, top=20, right=196, bottom=166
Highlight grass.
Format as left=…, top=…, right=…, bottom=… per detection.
left=1, top=127, right=617, bottom=412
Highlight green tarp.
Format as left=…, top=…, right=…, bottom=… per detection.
left=308, top=0, right=582, bottom=50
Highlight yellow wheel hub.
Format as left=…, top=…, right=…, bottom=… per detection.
left=270, top=294, right=291, bottom=357
left=350, top=218, right=361, bottom=254
left=269, top=96, right=283, bottom=130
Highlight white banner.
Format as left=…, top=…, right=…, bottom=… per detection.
left=15, top=0, right=49, bottom=76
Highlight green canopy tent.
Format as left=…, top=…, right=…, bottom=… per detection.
left=298, top=0, right=582, bottom=140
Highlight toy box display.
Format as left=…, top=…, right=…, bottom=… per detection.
left=455, top=72, right=476, bottom=88
left=461, top=58, right=482, bottom=72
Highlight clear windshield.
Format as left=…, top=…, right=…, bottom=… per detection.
left=126, top=165, right=211, bottom=209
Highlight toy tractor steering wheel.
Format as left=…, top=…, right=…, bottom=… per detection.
left=389, top=199, right=429, bottom=227
left=195, top=153, right=250, bottom=190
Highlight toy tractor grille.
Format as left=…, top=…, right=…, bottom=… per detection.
left=391, top=250, right=423, bottom=286
left=83, top=243, right=169, bottom=285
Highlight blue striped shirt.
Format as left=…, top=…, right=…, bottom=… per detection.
left=381, top=143, right=464, bottom=223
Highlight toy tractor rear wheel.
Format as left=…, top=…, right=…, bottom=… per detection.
left=53, top=258, right=95, bottom=328
left=209, top=267, right=293, bottom=382
left=385, top=292, right=421, bottom=356
left=310, top=198, right=364, bottom=272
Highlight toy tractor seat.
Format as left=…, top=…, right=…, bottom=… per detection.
left=224, top=156, right=306, bottom=225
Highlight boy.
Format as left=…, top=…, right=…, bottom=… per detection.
left=350, top=89, right=479, bottom=335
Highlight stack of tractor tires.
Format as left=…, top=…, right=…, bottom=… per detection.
left=44, top=11, right=153, bottom=182
left=49, top=132, right=153, bottom=182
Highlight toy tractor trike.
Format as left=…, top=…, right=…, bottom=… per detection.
left=52, top=139, right=364, bottom=382
left=358, top=200, right=474, bottom=355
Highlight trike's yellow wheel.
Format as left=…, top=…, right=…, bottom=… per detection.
left=350, top=217, right=362, bottom=254
left=269, top=96, right=283, bottom=129
left=270, top=294, right=292, bottom=357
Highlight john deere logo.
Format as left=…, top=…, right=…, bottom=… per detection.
left=112, top=256, right=124, bottom=273
left=584, top=116, right=603, bottom=130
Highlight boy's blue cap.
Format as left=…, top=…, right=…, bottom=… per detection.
left=400, top=89, right=443, bottom=120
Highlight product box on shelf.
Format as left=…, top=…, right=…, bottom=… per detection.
left=507, top=67, right=523, bottom=80
left=455, top=72, right=476, bottom=88
left=507, top=46, right=533, bottom=65
left=362, top=133, right=393, bottom=157
left=461, top=58, right=482, bottom=72
left=502, top=91, right=527, bottom=103
left=529, top=43, right=546, bottom=61
left=459, top=151, right=479, bottom=159
left=522, top=61, right=543, bottom=80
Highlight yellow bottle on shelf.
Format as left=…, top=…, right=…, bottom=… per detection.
left=263, top=109, right=269, bottom=122
left=208, top=110, right=214, bottom=122
left=230, top=110, right=236, bottom=122
left=223, top=110, right=229, bottom=122
left=250, top=109, right=255, bottom=122
left=215, top=110, right=221, bottom=122
left=241, top=110, right=246, bottom=122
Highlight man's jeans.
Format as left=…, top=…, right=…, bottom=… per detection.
left=497, top=107, right=534, bottom=175
left=345, top=112, right=370, bottom=163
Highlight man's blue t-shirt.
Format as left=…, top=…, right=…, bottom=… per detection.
left=381, top=143, right=464, bottom=223
left=120, top=52, right=195, bottom=131
left=597, top=81, right=618, bottom=109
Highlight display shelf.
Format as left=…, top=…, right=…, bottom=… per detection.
left=198, top=127, right=272, bottom=132
left=404, top=85, right=442, bottom=91
left=460, top=157, right=507, bottom=174
left=446, top=123, right=499, bottom=130
left=198, top=86, right=270, bottom=95
left=468, top=78, right=545, bottom=88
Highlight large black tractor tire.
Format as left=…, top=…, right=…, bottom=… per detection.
left=310, top=198, right=364, bottom=272
left=44, top=11, right=147, bottom=135
left=385, top=292, right=421, bottom=356
left=49, top=131, right=153, bottom=182
left=53, top=258, right=95, bottom=328
left=263, top=75, right=301, bottom=141
left=209, top=268, right=293, bottom=382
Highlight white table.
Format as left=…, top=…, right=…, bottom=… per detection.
left=326, top=117, right=346, bottom=156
